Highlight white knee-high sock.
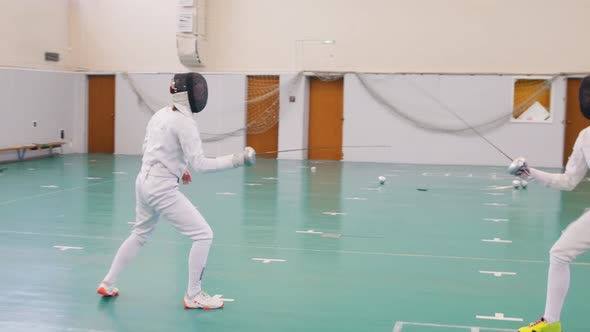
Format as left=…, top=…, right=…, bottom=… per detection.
left=543, top=256, right=570, bottom=323
left=187, top=240, right=212, bottom=298
left=103, top=233, right=145, bottom=285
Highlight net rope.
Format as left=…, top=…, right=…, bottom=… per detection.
left=122, top=71, right=559, bottom=142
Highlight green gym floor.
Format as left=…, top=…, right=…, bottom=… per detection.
left=1, top=154, right=590, bottom=332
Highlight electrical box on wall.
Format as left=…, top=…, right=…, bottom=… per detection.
left=177, top=0, right=206, bottom=68
left=44, top=52, right=60, bottom=62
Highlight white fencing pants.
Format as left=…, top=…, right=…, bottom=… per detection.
left=543, top=210, right=590, bottom=323
left=103, top=170, right=213, bottom=297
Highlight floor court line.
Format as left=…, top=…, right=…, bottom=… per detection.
left=2, top=229, right=590, bottom=266
left=393, top=321, right=513, bottom=332
left=0, top=321, right=107, bottom=332
left=0, top=178, right=130, bottom=207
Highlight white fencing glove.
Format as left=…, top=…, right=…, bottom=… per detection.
left=232, top=147, right=256, bottom=167
left=508, top=157, right=530, bottom=178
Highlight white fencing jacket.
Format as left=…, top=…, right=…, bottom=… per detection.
left=140, top=92, right=235, bottom=179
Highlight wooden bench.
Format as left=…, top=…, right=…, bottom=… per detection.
left=0, top=142, right=65, bottom=162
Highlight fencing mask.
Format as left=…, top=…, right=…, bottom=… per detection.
left=580, top=76, right=590, bottom=120
left=170, top=73, right=208, bottom=113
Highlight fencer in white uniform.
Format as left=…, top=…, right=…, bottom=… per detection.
left=512, top=76, right=590, bottom=332
left=97, top=73, right=255, bottom=310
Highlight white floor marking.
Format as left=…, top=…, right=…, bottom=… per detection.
left=345, top=197, right=367, bottom=200
left=0, top=321, right=106, bottom=332
left=85, top=177, right=102, bottom=180
left=482, top=238, right=512, bottom=243
left=362, top=187, right=382, bottom=191
left=321, top=233, right=342, bottom=238
left=41, top=185, right=60, bottom=189
left=483, top=185, right=513, bottom=190
left=322, top=211, right=347, bottom=216
left=393, top=321, right=513, bottom=332
left=296, top=230, right=324, bottom=234
left=0, top=178, right=125, bottom=207
left=420, top=172, right=452, bottom=177
left=483, top=193, right=505, bottom=196
left=261, top=177, right=278, bottom=180
left=127, top=221, right=136, bottom=225
left=479, top=270, right=517, bottom=277
left=1, top=230, right=123, bottom=241
left=455, top=174, right=476, bottom=178
left=483, top=218, right=509, bottom=223
left=53, top=245, right=83, bottom=251
left=112, top=171, right=127, bottom=175
left=475, top=313, right=523, bottom=322
left=245, top=183, right=262, bottom=186
left=252, top=258, right=286, bottom=264
left=216, top=192, right=237, bottom=195
left=484, top=203, right=508, bottom=207
left=281, top=170, right=297, bottom=173
left=213, top=294, right=235, bottom=302
left=7, top=229, right=590, bottom=266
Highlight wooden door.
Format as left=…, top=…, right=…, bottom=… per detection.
left=308, top=77, right=344, bottom=160
left=564, top=78, right=590, bottom=166
left=88, top=75, right=115, bottom=153
left=246, top=76, right=279, bottom=158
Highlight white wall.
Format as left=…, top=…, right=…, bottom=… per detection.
left=0, top=69, right=565, bottom=167
left=343, top=74, right=566, bottom=167
left=115, top=73, right=246, bottom=156
left=71, top=0, right=590, bottom=74
left=0, top=69, right=564, bottom=168
left=113, top=73, right=567, bottom=168
left=0, top=68, right=87, bottom=161
left=278, top=74, right=310, bottom=160
left=0, top=0, right=74, bottom=70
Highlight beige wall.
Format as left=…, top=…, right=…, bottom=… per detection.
left=0, top=0, right=73, bottom=70
left=3, top=0, right=590, bottom=73
left=211, top=0, right=590, bottom=74
left=74, top=0, right=185, bottom=72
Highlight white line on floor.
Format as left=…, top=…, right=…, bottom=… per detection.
left=476, top=313, right=523, bottom=322
left=479, top=270, right=517, bottom=277
left=4, top=230, right=590, bottom=266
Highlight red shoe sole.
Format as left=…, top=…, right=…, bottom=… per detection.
left=97, top=287, right=119, bottom=297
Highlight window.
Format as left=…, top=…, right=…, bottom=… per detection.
left=512, top=78, right=552, bottom=122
